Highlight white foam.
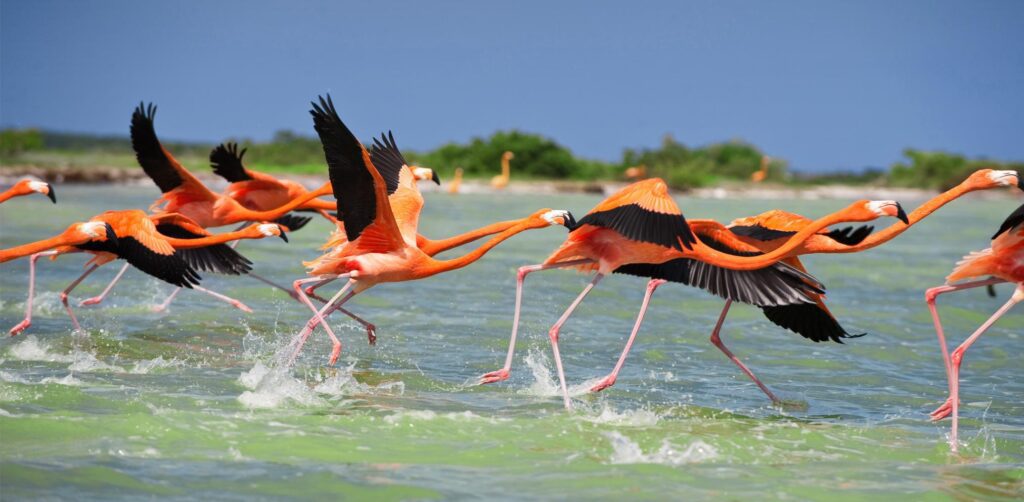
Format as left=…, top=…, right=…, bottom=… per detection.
left=605, top=431, right=718, bottom=465
left=129, top=356, right=180, bottom=375
left=68, top=353, right=123, bottom=373
left=39, top=374, right=83, bottom=386
left=580, top=404, right=661, bottom=427
left=383, top=410, right=488, bottom=425
left=237, top=362, right=325, bottom=409
left=8, top=336, right=75, bottom=363
left=517, top=349, right=608, bottom=400
left=0, top=370, right=31, bottom=384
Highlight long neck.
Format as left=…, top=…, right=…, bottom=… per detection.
left=419, top=219, right=521, bottom=255
left=501, top=157, right=510, bottom=178
left=161, top=228, right=261, bottom=249
left=0, top=186, right=25, bottom=204
left=686, top=210, right=858, bottom=270
left=829, top=184, right=972, bottom=253
left=298, top=196, right=337, bottom=211
left=0, top=233, right=73, bottom=263
left=420, top=221, right=539, bottom=277
left=233, top=183, right=332, bottom=222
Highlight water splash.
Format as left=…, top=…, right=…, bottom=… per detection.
left=604, top=431, right=718, bottom=465
left=8, top=336, right=75, bottom=363
left=518, top=348, right=609, bottom=399
left=129, top=356, right=181, bottom=375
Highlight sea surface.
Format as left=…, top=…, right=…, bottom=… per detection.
left=0, top=185, right=1021, bottom=500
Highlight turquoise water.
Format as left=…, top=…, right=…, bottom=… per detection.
left=1, top=186, right=1021, bottom=500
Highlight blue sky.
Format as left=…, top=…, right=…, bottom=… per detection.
left=2, top=0, right=1022, bottom=172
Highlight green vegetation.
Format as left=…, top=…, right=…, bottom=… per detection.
left=0, top=128, right=1019, bottom=190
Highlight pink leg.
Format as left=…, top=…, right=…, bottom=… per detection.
left=591, top=279, right=667, bottom=393
left=709, top=299, right=781, bottom=404
left=9, top=250, right=58, bottom=335
left=61, top=264, right=101, bottom=332
left=944, top=284, right=1021, bottom=453
left=289, top=276, right=349, bottom=366
left=925, top=277, right=1006, bottom=421
left=305, top=277, right=336, bottom=297
left=478, top=259, right=593, bottom=385
left=191, top=285, right=253, bottom=313
left=548, top=272, right=605, bottom=411
left=152, top=287, right=183, bottom=313
left=298, top=279, right=376, bottom=345
left=79, top=262, right=130, bottom=307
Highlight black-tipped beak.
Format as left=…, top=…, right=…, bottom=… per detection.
left=432, top=171, right=441, bottom=185
left=103, top=222, right=119, bottom=248
left=562, top=211, right=577, bottom=231
left=45, top=183, right=56, bottom=204
left=277, top=225, right=289, bottom=243
left=1016, top=172, right=1023, bottom=191
left=895, top=203, right=909, bottom=225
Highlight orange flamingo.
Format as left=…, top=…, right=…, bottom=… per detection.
left=447, top=167, right=464, bottom=194
left=924, top=203, right=1023, bottom=452
left=131, top=103, right=333, bottom=228
left=287, top=96, right=573, bottom=366
left=751, top=155, right=769, bottom=183
left=478, top=178, right=907, bottom=409
left=0, top=178, right=55, bottom=204
left=624, top=164, right=647, bottom=181
left=582, top=169, right=1021, bottom=403
left=3, top=210, right=286, bottom=334
left=83, top=104, right=331, bottom=310
left=490, top=151, right=513, bottom=189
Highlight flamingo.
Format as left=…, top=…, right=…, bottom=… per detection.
left=751, top=155, right=769, bottom=183
left=624, top=164, right=647, bottom=181
left=0, top=178, right=55, bottom=204
left=81, top=104, right=332, bottom=310
left=924, top=203, right=1023, bottom=452
left=447, top=167, right=464, bottom=194
left=287, top=95, right=574, bottom=366
left=477, top=178, right=908, bottom=409
left=3, top=210, right=286, bottom=334
left=490, top=151, right=513, bottom=189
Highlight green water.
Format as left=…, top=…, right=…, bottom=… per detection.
left=0, top=186, right=1021, bottom=500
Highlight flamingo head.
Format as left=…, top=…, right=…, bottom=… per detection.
left=502, top=151, right=514, bottom=161
left=256, top=223, right=289, bottom=242
left=412, top=167, right=441, bottom=185
left=971, top=169, right=1023, bottom=191
left=534, top=209, right=577, bottom=230
left=26, top=180, right=56, bottom=203
left=865, top=200, right=909, bottom=224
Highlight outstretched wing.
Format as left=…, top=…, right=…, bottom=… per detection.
left=576, top=178, right=695, bottom=250
left=154, top=221, right=253, bottom=276
left=993, top=203, right=1024, bottom=240
left=210, top=142, right=254, bottom=182
left=369, top=131, right=406, bottom=196
left=131, top=102, right=216, bottom=200
left=616, top=222, right=823, bottom=307
left=310, top=95, right=403, bottom=250
left=729, top=209, right=873, bottom=246
left=372, top=131, right=424, bottom=243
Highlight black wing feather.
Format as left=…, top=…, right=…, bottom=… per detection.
left=274, top=213, right=312, bottom=232
left=210, top=142, right=253, bottom=182
left=577, top=204, right=696, bottom=251
left=131, top=102, right=183, bottom=193
left=155, top=223, right=253, bottom=276
left=731, top=223, right=875, bottom=246
left=115, top=237, right=202, bottom=288
left=760, top=303, right=866, bottom=343
left=370, top=131, right=406, bottom=195
left=310, top=95, right=376, bottom=241
left=728, top=224, right=795, bottom=241
left=992, top=203, right=1024, bottom=239
left=823, top=225, right=874, bottom=246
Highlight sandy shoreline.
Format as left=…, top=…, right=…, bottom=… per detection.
left=1, top=164, right=1015, bottom=200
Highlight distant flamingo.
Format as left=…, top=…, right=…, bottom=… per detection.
left=0, top=178, right=55, bottom=204
left=3, top=210, right=286, bottom=334
left=751, top=155, right=769, bottom=183
left=624, top=164, right=647, bottom=181
left=287, top=96, right=573, bottom=366
left=924, top=203, right=1023, bottom=452
left=490, top=151, right=513, bottom=189
left=478, top=178, right=907, bottom=409
left=447, top=167, right=464, bottom=194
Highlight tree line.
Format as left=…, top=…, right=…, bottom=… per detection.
left=1, top=128, right=1019, bottom=190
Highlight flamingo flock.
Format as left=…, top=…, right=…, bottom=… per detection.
left=0, top=95, right=1020, bottom=454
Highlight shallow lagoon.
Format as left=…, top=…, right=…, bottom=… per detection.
left=1, top=186, right=1021, bottom=500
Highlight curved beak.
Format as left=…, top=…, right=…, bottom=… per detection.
left=103, top=222, right=119, bottom=248
left=432, top=171, right=441, bottom=185
left=562, top=211, right=577, bottom=230
left=895, top=203, right=909, bottom=225
left=277, top=225, right=289, bottom=243
left=45, top=183, right=56, bottom=204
